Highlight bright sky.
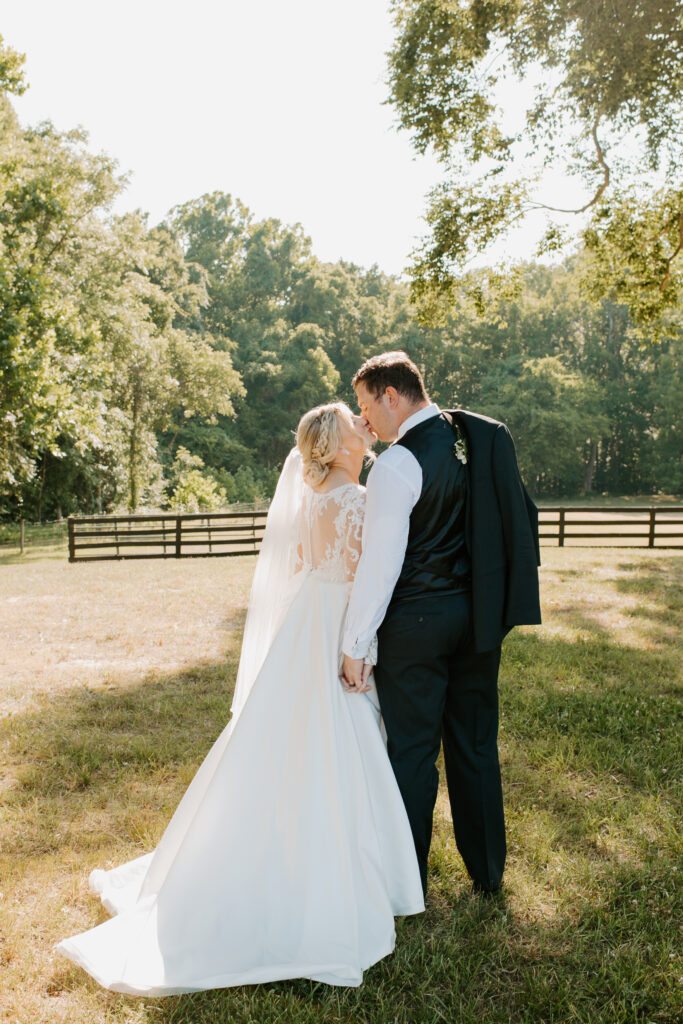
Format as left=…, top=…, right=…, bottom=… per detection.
left=2, top=0, right=451, bottom=276
left=2, top=1, right=590, bottom=277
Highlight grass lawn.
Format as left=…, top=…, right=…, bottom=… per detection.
left=0, top=547, right=681, bottom=1024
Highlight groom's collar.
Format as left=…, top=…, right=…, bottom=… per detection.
left=396, top=402, right=441, bottom=441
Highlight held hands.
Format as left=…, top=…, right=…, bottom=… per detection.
left=340, top=654, right=373, bottom=694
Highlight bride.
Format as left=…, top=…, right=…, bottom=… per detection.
left=57, top=401, right=424, bottom=995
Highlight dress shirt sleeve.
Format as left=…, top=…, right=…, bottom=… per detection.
left=342, top=450, right=420, bottom=659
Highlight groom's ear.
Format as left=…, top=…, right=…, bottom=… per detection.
left=384, top=386, right=400, bottom=409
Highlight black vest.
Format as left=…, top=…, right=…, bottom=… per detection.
left=391, top=413, right=471, bottom=602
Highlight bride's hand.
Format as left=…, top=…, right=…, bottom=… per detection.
left=340, top=655, right=372, bottom=693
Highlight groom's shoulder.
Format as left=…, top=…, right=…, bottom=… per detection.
left=368, top=443, right=422, bottom=495
left=445, top=408, right=503, bottom=435
left=373, top=443, right=418, bottom=473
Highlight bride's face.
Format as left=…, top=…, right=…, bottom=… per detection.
left=338, top=411, right=376, bottom=453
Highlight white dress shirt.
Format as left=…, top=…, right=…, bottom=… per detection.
left=343, top=403, right=442, bottom=660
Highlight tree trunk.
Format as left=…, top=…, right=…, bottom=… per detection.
left=129, top=391, right=139, bottom=512
left=37, top=451, right=47, bottom=523
left=583, top=440, right=598, bottom=493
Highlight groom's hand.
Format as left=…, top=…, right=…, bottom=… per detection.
left=340, top=655, right=372, bottom=693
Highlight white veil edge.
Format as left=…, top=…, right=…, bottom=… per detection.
left=230, top=448, right=306, bottom=722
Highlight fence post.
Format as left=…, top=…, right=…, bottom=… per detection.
left=648, top=507, right=656, bottom=548
left=558, top=508, right=565, bottom=547
left=67, top=517, right=75, bottom=562
left=175, top=515, right=182, bottom=558
left=19, top=518, right=25, bottom=555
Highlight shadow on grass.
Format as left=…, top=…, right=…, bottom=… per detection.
left=501, top=632, right=680, bottom=776
left=153, top=867, right=679, bottom=1024
left=0, top=644, right=241, bottom=863
left=548, top=609, right=615, bottom=639
left=548, top=553, right=682, bottom=627
left=1, top=579, right=681, bottom=1023
left=615, top=558, right=683, bottom=626
left=4, top=633, right=677, bottom=855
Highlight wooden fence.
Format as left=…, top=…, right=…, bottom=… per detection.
left=67, top=505, right=683, bottom=562
left=68, top=511, right=268, bottom=562
left=538, top=506, right=683, bottom=548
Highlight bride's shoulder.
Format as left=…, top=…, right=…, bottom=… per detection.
left=309, top=480, right=364, bottom=500
left=346, top=483, right=366, bottom=512
left=337, top=481, right=365, bottom=501
left=332, top=482, right=366, bottom=512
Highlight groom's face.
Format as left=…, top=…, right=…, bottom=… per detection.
left=354, top=382, right=398, bottom=443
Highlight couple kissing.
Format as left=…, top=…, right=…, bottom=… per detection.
left=58, top=350, right=541, bottom=995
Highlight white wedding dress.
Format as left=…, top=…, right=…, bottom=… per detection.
left=57, top=477, right=424, bottom=995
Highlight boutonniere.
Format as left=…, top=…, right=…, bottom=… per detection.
left=452, top=422, right=468, bottom=465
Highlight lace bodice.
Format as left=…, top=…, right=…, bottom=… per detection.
left=294, top=482, right=377, bottom=664
left=296, top=482, right=365, bottom=585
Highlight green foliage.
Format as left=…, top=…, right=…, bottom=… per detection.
left=646, top=336, right=683, bottom=493
left=476, top=355, right=609, bottom=494
left=1, top=51, right=680, bottom=520
left=0, top=35, right=27, bottom=95
left=581, top=187, right=683, bottom=332
left=161, top=194, right=397, bottom=475
left=387, top=0, right=683, bottom=331
left=0, top=100, right=124, bottom=502
left=0, top=104, right=243, bottom=514
left=167, top=447, right=227, bottom=513
left=420, top=260, right=681, bottom=497
left=99, top=213, right=243, bottom=511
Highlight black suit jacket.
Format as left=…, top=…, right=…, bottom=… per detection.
left=443, top=409, right=541, bottom=653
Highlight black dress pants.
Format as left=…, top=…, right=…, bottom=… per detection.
left=374, top=591, right=505, bottom=894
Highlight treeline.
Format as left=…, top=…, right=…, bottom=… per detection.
left=0, top=38, right=680, bottom=521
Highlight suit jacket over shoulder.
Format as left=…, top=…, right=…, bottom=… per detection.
left=444, top=409, right=541, bottom=653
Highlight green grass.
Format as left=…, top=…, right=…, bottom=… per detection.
left=0, top=549, right=681, bottom=1023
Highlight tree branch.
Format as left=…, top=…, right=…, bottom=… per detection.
left=527, top=115, right=611, bottom=215
left=659, top=210, right=683, bottom=293
left=40, top=209, right=91, bottom=267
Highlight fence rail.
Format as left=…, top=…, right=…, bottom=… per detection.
left=537, top=506, right=683, bottom=548
left=67, top=511, right=269, bottom=562
left=66, top=504, right=683, bottom=562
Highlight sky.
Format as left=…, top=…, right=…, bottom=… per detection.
left=1, top=1, right=582, bottom=277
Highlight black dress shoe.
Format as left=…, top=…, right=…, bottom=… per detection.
left=471, top=880, right=502, bottom=897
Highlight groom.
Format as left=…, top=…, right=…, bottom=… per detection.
left=341, top=351, right=541, bottom=896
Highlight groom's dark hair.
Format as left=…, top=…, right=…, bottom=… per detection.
left=352, top=351, right=428, bottom=405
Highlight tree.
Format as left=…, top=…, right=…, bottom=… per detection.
left=646, top=335, right=683, bottom=493
left=0, top=78, right=243, bottom=515
left=0, top=73, right=124, bottom=509
left=167, top=447, right=227, bottom=512
left=387, top=1, right=683, bottom=332
left=165, top=196, right=347, bottom=476
left=0, top=34, right=27, bottom=95
left=475, top=354, right=609, bottom=495
left=410, top=257, right=680, bottom=496
left=3, top=26, right=678, bottom=514
left=99, top=213, right=243, bottom=510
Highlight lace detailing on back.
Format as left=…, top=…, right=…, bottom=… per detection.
left=296, top=483, right=365, bottom=585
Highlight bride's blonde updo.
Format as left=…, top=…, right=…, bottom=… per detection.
left=296, top=402, right=351, bottom=487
